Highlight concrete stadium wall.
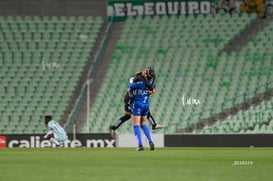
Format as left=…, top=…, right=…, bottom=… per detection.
left=0, top=0, right=107, bottom=17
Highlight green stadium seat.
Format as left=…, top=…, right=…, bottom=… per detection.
left=84, top=13, right=273, bottom=134
left=0, top=15, right=103, bottom=134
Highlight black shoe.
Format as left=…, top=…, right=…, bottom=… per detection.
left=149, top=142, right=155, bottom=151
left=136, top=146, right=144, bottom=151
left=109, top=126, right=116, bottom=139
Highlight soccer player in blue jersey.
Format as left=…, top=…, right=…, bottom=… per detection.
left=109, top=68, right=163, bottom=138
left=43, top=115, right=68, bottom=147
left=128, top=67, right=156, bottom=151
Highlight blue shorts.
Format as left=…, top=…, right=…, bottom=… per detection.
left=131, top=101, right=149, bottom=116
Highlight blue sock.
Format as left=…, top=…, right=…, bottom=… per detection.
left=133, top=125, right=143, bottom=147
left=141, top=124, right=153, bottom=143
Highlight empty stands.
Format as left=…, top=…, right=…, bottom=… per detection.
left=86, top=14, right=273, bottom=134
left=0, top=16, right=103, bottom=134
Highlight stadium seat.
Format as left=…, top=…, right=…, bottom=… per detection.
left=0, top=15, right=103, bottom=134
left=79, top=12, right=273, bottom=134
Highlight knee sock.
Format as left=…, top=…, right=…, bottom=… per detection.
left=113, top=114, right=131, bottom=130
left=141, top=124, right=153, bottom=143
left=147, top=112, right=156, bottom=128
left=133, top=125, right=143, bottom=147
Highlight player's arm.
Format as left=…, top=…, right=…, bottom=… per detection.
left=133, top=67, right=156, bottom=94
left=140, top=75, right=155, bottom=91
left=44, top=129, right=53, bottom=139
left=129, top=80, right=155, bottom=94
left=135, top=73, right=154, bottom=91
left=128, top=81, right=142, bottom=89
left=141, top=76, right=155, bottom=94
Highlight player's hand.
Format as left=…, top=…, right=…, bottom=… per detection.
left=148, top=89, right=156, bottom=94
left=43, top=135, right=48, bottom=139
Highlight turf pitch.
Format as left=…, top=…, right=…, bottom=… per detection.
left=0, top=147, right=272, bottom=181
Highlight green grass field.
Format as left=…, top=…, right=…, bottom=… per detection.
left=0, top=147, right=272, bottom=181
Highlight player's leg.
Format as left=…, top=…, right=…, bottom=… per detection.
left=140, top=105, right=154, bottom=150
left=110, top=112, right=131, bottom=131
left=141, top=107, right=154, bottom=150
left=55, top=133, right=68, bottom=147
left=147, top=110, right=164, bottom=130
left=48, top=135, right=61, bottom=147
left=131, top=115, right=143, bottom=151
left=131, top=102, right=144, bottom=151
left=109, top=103, right=131, bottom=138
left=109, top=113, right=130, bottom=139
left=44, top=131, right=62, bottom=147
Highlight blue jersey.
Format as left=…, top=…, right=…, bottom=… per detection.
left=128, top=80, right=153, bottom=116
left=128, top=80, right=152, bottom=104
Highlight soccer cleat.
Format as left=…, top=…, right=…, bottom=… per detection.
left=136, top=146, right=144, bottom=151
left=152, top=124, right=164, bottom=130
left=109, top=126, right=116, bottom=139
left=149, top=142, right=155, bottom=151
left=56, top=143, right=64, bottom=148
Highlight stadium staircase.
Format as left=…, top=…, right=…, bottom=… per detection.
left=221, top=18, right=273, bottom=53
left=0, top=16, right=103, bottom=134
left=74, top=22, right=124, bottom=133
